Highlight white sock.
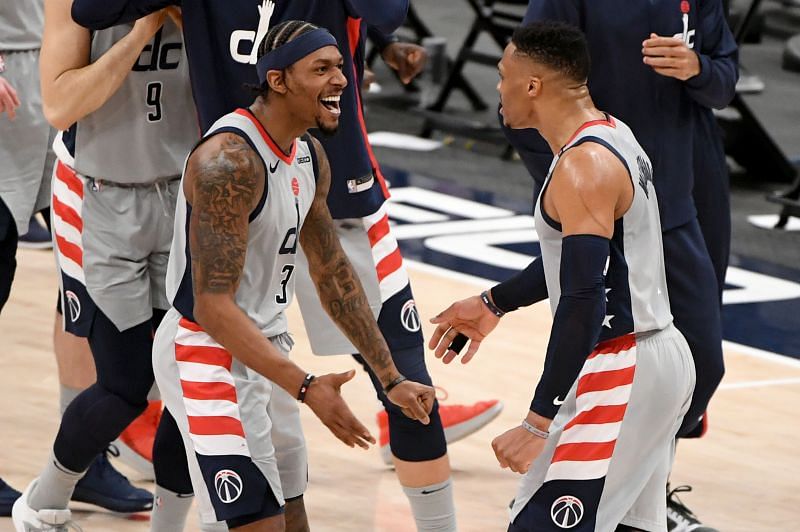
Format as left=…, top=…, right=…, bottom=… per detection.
left=150, top=485, right=193, bottom=532
left=402, top=478, right=457, bottom=532
left=28, top=451, right=84, bottom=511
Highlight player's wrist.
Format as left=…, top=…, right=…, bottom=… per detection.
left=525, top=410, right=553, bottom=433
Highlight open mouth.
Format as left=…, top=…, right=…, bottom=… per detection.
left=320, top=94, right=341, bottom=117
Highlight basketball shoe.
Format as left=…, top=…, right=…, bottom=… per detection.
left=666, top=484, right=718, bottom=532
left=111, top=400, right=161, bottom=480
left=70, top=452, right=153, bottom=513
left=12, top=479, right=81, bottom=532
left=18, top=215, right=52, bottom=250
left=0, top=477, right=21, bottom=517
left=378, top=394, right=503, bottom=464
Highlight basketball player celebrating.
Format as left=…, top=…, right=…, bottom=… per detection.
left=149, top=21, right=434, bottom=531
left=430, top=23, right=695, bottom=531
left=12, top=3, right=198, bottom=530
left=71, top=1, right=501, bottom=529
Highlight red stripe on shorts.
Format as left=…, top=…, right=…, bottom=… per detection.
left=587, top=333, right=636, bottom=359
left=187, top=415, right=245, bottom=437
left=179, top=317, right=204, bottom=333
left=376, top=247, right=403, bottom=281
left=175, top=344, right=232, bottom=371
left=56, top=161, right=83, bottom=199
left=564, top=404, right=628, bottom=431
left=367, top=214, right=390, bottom=247
left=552, top=440, right=617, bottom=463
left=576, top=365, right=636, bottom=396
left=181, top=380, right=238, bottom=403
left=55, top=234, right=82, bottom=267
left=52, top=195, right=83, bottom=233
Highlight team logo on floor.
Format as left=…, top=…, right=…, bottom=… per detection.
left=400, top=299, right=421, bottom=332
left=551, top=495, right=584, bottom=529
left=65, top=290, right=81, bottom=322
left=215, top=469, right=243, bottom=504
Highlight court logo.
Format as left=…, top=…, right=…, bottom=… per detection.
left=214, top=469, right=243, bottom=504
left=65, top=290, right=81, bottom=323
left=551, top=495, right=584, bottom=529
left=400, top=300, right=421, bottom=332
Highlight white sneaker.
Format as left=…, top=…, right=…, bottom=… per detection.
left=11, top=479, right=80, bottom=532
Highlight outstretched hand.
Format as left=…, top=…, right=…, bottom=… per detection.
left=303, top=370, right=376, bottom=449
left=428, top=294, right=500, bottom=364
left=385, top=380, right=435, bottom=425
left=382, top=42, right=427, bottom=84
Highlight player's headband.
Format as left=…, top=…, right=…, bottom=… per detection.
left=256, top=28, right=338, bottom=84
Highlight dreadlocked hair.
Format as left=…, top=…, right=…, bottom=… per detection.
left=247, top=20, right=321, bottom=98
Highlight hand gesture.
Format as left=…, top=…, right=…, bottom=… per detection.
left=382, top=42, right=427, bottom=84
left=303, top=370, right=376, bottom=449
left=429, top=295, right=500, bottom=364
left=642, top=33, right=701, bottom=81
left=0, top=76, right=20, bottom=120
left=491, top=425, right=546, bottom=474
left=385, top=380, right=435, bottom=424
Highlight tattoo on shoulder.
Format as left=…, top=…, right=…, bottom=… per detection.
left=191, top=135, right=262, bottom=295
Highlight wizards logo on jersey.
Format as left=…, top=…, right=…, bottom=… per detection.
left=672, top=0, right=695, bottom=48
left=133, top=28, right=182, bottom=72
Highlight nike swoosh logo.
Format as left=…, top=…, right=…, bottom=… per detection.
left=269, top=161, right=279, bottom=174
left=553, top=396, right=565, bottom=406
left=421, top=486, right=447, bottom=495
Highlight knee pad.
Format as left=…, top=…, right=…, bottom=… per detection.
left=356, top=345, right=447, bottom=461
left=55, top=383, right=147, bottom=472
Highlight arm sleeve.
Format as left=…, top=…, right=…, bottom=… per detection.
left=344, top=0, right=409, bottom=34
left=490, top=257, right=548, bottom=312
left=71, top=0, right=178, bottom=30
left=530, top=234, right=609, bottom=419
left=683, top=0, right=738, bottom=109
left=367, top=27, right=400, bottom=53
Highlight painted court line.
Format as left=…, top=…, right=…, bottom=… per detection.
left=718, top=377, right=800, bottom=391
left=407, top=259, right=800, bottom=370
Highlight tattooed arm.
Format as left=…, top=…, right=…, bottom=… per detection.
left=187, top=133, right=374, bottom=448
left=300, top=137, right=434, bottom=423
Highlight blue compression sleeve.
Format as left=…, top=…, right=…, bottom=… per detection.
left=531, top=234, right=609, bottom=419
left=490, top=257, right=548, bottom=312
left=71, top=0, right=178, bottom=30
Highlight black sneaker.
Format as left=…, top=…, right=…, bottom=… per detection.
left=71, top=452, right=153, bottom=513
left=18, top=215, right=52, bottom=250
left=667, top=485, right=718, bottom=532
left=0, top=476, right=22, bottom=517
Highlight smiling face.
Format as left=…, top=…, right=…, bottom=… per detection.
left=281, top=45, right=347, bottom=135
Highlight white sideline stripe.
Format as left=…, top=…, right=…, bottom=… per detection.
left=580, top=348, right=636, bottom=378
left=363, top=204, right=388, bottom=229
left=379, top=267, right=408, bottom=303
left=175, top=327, right=222, bottom=348
left=719, top=377, right=800, bottom=390
left=545, top=458, right=610, bottom=482
left=176, top=360, right=235, bottom=386
left=56, top=255, right=85, bottom=285
left=52, top=214, right=82, bottom=245
left=406, top=259, right=800, bottom=371
left=52, top=175, right=83, bottom=211
left=558, top=422, right=623, bottom=446
left=183, top=398, right=242, bottom=420
left=190, top=433, right=250, bottom=457
left=575, top=385, right=632, bottom=416
left=370, top=233, right=399, bottom=265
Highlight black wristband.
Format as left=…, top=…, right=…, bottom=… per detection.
left=480, top=290, right=506, bottom=317
left=297, top=373, right=315, bottom=403
left=383, top=375, right=407, bottom=395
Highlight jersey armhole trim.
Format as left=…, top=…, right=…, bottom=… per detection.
left=301, top=134, right=320, bottom=183
left=569, top=135, right=635, bottom=220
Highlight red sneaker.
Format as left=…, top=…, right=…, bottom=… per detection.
left=112, top=400, right=162, bottom=479
left=377, top=397, right=503, bottom=465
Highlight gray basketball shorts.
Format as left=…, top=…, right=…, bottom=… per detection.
left=509, top=323, right=695, bottom=532
left=153, top=308, right=308, bottom=524
left=51, top=159, right=178, bottom=335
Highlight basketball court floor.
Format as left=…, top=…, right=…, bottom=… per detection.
left=1, top=168, right=799, bottom=531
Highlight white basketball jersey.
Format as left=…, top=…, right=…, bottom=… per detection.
left=534, top=114, right=672, bottom=341
left=166, top=109, right=318, bottom=336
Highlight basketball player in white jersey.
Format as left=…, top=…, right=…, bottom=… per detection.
left=429, top=23, right=695, bottom=531
left=151, top=21, right=435, bottom=531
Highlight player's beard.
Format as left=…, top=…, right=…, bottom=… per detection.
left=315, top=117, right=339, bottom=136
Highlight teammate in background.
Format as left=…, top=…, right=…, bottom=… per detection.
left=503, top=2, right=736, bottom=529
left=71, top=1, right=501, bottom=529
left=430, top=23, right=696, bottom=531
left=0, top=0, right=153, bottom=517
left=152, top=20, right=435, bottom=531
left=12, top=2, right=198, bottom=529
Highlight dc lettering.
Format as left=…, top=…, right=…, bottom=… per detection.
left=133, top=29, right=182, bottom=72
left=278, top=202, right=302, bottom=255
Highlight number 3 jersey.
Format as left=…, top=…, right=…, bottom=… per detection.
left=166, top=109, right=319, bottom=336
left=54, top=20, right=196, bottom=183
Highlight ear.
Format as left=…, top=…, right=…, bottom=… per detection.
left=267, top=70, right=288, bottom=95
left=527, top=76, right=542, bottom=98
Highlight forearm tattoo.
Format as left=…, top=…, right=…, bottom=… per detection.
left=190, top=136, right=260, bottom=295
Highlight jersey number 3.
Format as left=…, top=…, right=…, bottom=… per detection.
left=275, top=265, right=295, bottom=305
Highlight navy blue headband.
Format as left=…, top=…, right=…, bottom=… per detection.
left=256, top=28, right=338, bottom=83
